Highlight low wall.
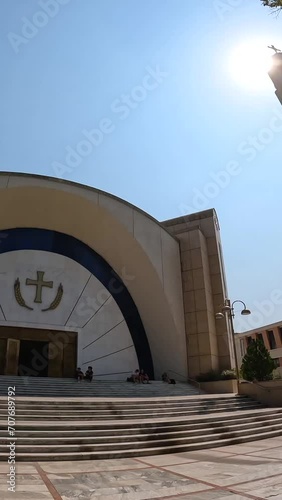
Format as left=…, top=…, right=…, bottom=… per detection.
left=239, top=380, right=282, bottom=407
left=200, top=379, right=237, bottom=394
left=273, top=367, right=282, bottom=378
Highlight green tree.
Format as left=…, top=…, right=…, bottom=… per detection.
left=241, top=339, right=275, bottom=381
left=261, top=1, right=282, bottom=12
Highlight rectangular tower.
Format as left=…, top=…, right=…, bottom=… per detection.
left=163, top=209, right=234, bottom=379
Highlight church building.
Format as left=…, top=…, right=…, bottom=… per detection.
left=0, top=172, right=234, bottom=381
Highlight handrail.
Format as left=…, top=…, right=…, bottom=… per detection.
left=188, top=378, right=201, bottom=394
left=167, top=369, right=201, bottom=394
left=241, top=380, right=270, bottom=392
left=240, top=379, right=282, bottom=392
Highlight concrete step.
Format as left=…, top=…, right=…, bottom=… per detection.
left=0, top=401, right=280, bottom=461
left=0, top=405, right=262, bottom=417
left=2, top=413, right=282, bottom=437
left=4, top=421, right=282, bottom=453
left=1, top=407, right=281, bottom=431
left=0, top=395, right=253, bottom=402
left=0, top=394, right=247, bottom=400
left=1, top=427, right=282, bottom=461
left=2, top=417, right=282, bottom=445
left=0, top=400, right=261, bottom=412
left=0, top=395, right=253, bottom=404
left=0, top=405, right=263, bottom=421
left=1, top=391, right=202, bottom=397
left=0, top=376, right=279, bottom=461
left=0, top=398, right=258, bottom=409
left=0, top=377, right=202, bottom=397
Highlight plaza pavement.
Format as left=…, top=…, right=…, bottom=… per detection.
left=1, top=436, right=282, bottom=499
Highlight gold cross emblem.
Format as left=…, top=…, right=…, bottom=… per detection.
left=26, top=271, right=53, bottom=304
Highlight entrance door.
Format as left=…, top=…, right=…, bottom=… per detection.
left=18, top=340, right=49, bottom=377
left=5, top=339, right=20, bottom=376
left=0, top=339, right=7, bottom=375
left=0, top=326, right=77, bottom=377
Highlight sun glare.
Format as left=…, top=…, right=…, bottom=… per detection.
left=229, top=41, right=274, bottom=91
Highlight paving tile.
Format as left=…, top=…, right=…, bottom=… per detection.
left=242, top=438, right=282, bottom=448
left=0, top=494, right=52, bottom=500
left=1, top=438, right=282, bottom=498
left=214, top=444, right=266, bottom=454
left=221, top=454, right=279, bottom=465
left=0, top=471, right=52, bottom=499
left=39, top=458, right=147, bottom=473
left=165, top=492, right=250, bottom=500
left=48, top=468, right=212, bottom=499
left=0, top=464, right=37, bottom=474
left=0, top=474, right=43, bottom=484
left=249, top=447, right=282, bottom=460
left=136, top=454, right=198, bottom=466
left=0, top=483, right=49, bottom=492
left=176, top=450, right=236, bottom=461
left=164, top=459, right=282, bottom=487
left=234, top=474, right=282, bottom=499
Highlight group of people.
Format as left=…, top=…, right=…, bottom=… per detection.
left=127, top=369, right=151, bottom=384
left=75, top=367, right=175, bottom=385
left=126, top=370, right=176, bottom=384
left=76, top=366, right=93, bottom=382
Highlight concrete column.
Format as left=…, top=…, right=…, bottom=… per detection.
left=179, top=228, right=219, bottom=378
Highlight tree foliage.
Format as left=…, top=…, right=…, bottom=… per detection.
left=241, top=339, right=275, bottom=381
left=261, top=0, right=282, bottom=12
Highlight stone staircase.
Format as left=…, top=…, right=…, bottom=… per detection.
left=0, top=377, right=282, bottom=461
left=0, top=376, right=201, bottom=397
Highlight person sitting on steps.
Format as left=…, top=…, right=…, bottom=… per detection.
left=161, top=372, right=176, bottom=384
left=84, top=366, right=93, bottom=382
left=76, top=367, right=84, bottom=382
left=140, top=369, right=150, bottom=384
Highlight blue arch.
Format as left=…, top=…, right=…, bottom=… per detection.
left=0, top=228, right=154, bottom=378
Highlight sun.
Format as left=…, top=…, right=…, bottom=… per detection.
left=229, top=41, right=274, bottom=91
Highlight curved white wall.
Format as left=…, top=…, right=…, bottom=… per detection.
left=0, top=250, right=138, bottom=380
left=0, top=173, right=187, bottom=379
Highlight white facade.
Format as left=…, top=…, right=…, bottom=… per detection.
left=0, top=173, right=188, bottom=380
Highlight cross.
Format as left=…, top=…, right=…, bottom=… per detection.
left=26, top=271, right=53, bottom=304
left=268, top=45, right=281, bottom=54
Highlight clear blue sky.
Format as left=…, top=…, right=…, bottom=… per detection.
left=1, top=0, right=282, bottom=332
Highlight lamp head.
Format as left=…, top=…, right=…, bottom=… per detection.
left=221, top=305, right=231, bottom=313
left=241, top=308, right=251, bottom=316
left=215, top=312, right=225, bottom=320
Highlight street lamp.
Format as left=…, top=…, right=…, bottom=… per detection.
left=216, top=299, right=251, bottom=391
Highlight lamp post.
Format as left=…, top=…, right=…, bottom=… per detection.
left=215, top=299, right=251, bottom=392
